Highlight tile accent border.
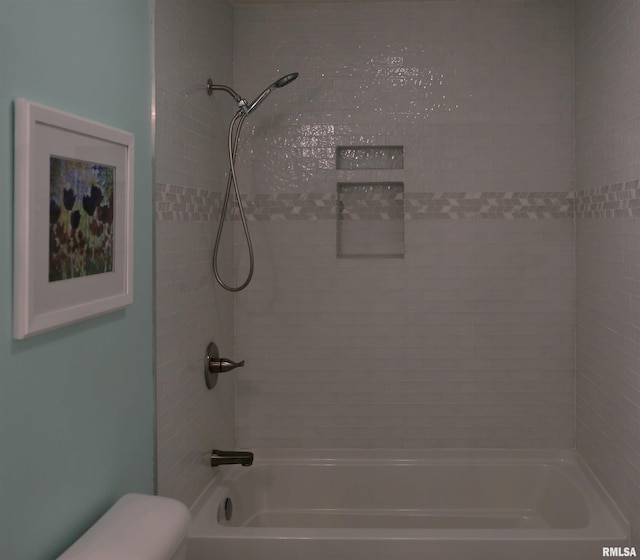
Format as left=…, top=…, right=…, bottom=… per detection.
left=405, top=192, right=574, bottom=220
left=338, top=182, right=404, bottom=221
left=155, top=183, right=221, bottom=222
left=575, top=180, right=640, bottom=218
left=156, top=183, right=577, bottom=222
left=242, top=191, right=575, bottom=221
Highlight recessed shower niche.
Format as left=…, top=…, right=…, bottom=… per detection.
left=336, top=145, right=404, bottom=170
left=336, top=145, right=404, bottom=258
left=337, top=182, right=404, bottom=258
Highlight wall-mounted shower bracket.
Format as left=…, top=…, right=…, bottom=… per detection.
left=206, top=79, right=249, bottom=113
left=204, top=341, right=245, bottom=389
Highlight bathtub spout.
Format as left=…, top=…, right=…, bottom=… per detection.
left=211, top=449, right=254, bottom=467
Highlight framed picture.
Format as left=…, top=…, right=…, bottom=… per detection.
left=13, top=98, right=134, bottom=339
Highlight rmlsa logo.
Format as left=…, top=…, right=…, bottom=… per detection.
left=603, top=547, right=637, bottom=557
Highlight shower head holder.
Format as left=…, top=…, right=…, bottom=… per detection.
left=206, top=78, right=248, bottom=112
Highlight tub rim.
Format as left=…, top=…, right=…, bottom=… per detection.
left=188, top=448, right=629, bottom=542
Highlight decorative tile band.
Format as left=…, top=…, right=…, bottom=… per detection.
left=155, top=183, right=221, bottom=222
left=338, top=183, right=404, bottom=220
left=242, top=192, right=335, bottom=221
left=404, top=192, right=574, bottom=220
left=575, top=180, right=640, bottom=218
left=156, top=184, right=576, bottom=221
left=241, top=191, right=575, bottom=221
left=156, top=181, right=640, bottom=221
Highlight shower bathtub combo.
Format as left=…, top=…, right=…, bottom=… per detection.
left=200, top=72, right=630, bottom=560
left=186, top=449, right=628, bottom=560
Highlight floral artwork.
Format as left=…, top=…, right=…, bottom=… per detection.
left=49, top=156, right=115, bottom=281
left=14, top=98, right=133, bottom=338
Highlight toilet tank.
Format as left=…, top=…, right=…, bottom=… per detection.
left=57, top=494, right=190, bottom=560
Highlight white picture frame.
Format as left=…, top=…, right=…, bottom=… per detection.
left=13, top=98, right=134, bottom=339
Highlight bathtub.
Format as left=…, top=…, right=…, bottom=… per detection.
left=187, top=449, right=628, bottom=560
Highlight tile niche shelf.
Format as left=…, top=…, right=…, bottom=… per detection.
left=336, top=145, right=404, bottom=170
left=336, top=145, right=405, bottom=258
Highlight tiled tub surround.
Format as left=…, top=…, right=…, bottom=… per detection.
left=575, top=0, right=640, bottom=545
left=147, top=0, right=640, bottom=548
left=154, top=0, right=235, bottom=508
left=231, top=0, right=575, bottom=450
left=233, top=1, right=575, bottom=197
left=235, top=218, right=574, bottom=449
left=574, top=177, right=640, bottom=545
left=227, top=183, right=637, bottom=451
left=155, top=213, right=235, bottom=505
left=577, top=215, right=640, bottom=546
left=231, top=192, right=575, bottom=449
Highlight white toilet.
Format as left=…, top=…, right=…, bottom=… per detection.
left=57, top=493, right=191, bottom=560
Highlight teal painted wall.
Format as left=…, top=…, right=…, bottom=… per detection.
left=0, top=1, right=155, bottom=559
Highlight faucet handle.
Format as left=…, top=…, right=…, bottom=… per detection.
left=204, top=342, right=245, bottom=389
left=214, top=358, right=245, bottom=373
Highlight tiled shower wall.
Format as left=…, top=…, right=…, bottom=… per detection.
left=575, top=0, right=640, bottom=543
left=233, top=1, right=576, bottom=448
left=154, top=0, right=236, bottom=506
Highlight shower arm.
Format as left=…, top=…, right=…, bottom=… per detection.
left=206, top=79, right=249, bottom=113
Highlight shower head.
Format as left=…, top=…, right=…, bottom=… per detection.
left=245, top=72, right=299, bottom=115
left=274, top=72, right=299, bottom=88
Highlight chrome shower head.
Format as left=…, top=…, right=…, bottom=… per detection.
left=245, top=72, right=299, bottom=115
left=274, top=72, right=299, bottom=88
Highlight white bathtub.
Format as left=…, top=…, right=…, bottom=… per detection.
left=187, top=449, right=628, bottom=560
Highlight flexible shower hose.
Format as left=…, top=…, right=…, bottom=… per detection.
left=212, top=110, right=255, bottom=292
